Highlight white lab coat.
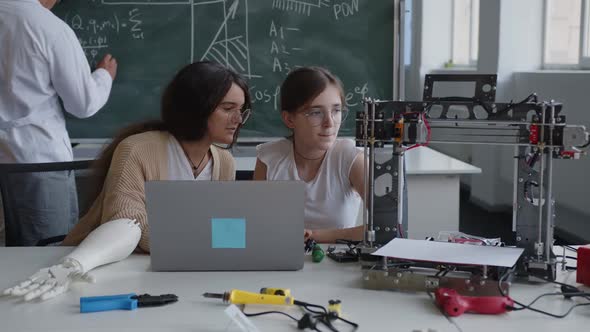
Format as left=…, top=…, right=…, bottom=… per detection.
left=0, top=0, right=112, bottom=163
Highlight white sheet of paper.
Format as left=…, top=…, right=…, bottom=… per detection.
left=372, top=238, right=524, bottom=267
left=225, top=304, right=260, bottom=332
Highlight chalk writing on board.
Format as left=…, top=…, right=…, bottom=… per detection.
left=249, top=82, right=369, bottom=111
left=64, top=8, right=144, bottom=66
left=198, top=0, right=260, bottom=79
left=57, top=0, right=381, bottom=138
left=102, top=0, right=192, bottom=4
left=66, top=0, right=361, bottom=78
left=269, top=20, right=302, bottom=73
left=271, top=0, right=331, bottom=17
left=333, top=0, right=359, bottom=20
left=66, top=0, right=369, bottom=107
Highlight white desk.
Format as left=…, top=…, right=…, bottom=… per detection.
left=0, top=247, right=588, bottom=332
left=73, top=144, right=481, bottom=240
left=403, top=147, right=481, bottom=240
left=0, top=247, right=454, bottom=332
left=455, top=250, right=588, bottom=332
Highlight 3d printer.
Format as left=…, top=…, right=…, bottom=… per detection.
left=355, top=74, right=589, bottom=296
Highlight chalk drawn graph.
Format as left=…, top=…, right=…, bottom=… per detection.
left=195, top=0, right=259, bottom=79
left=99, top=0, right=258, bottom=79
left=271, top=0, right=331, bottom=16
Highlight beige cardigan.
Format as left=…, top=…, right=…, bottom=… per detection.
left=62, top=131, right=236, bottom=252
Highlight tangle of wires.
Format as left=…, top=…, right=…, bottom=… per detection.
left=496, top=93, right=538, bottom=115
left=243, top=300, right=359, bottom=331
left=497, top=267, right=590, bottom=318
left=434, top=265, right=455, bottom=278
left=326, top=240, right=362, bottom=263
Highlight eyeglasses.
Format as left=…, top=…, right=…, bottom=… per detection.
left=302, top=107, right=348, bottom=127
left=225, top=108, right=251, bottom=125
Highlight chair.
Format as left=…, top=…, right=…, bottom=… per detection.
left=0, top=160, right=94, bottom=246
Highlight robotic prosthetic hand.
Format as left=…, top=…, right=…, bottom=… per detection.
left=2, top=218, right=141, bottom=301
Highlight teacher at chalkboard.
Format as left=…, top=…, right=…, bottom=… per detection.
left=0, top=0, right=118, bottom=245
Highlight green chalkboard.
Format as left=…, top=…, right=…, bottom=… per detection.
left=53, top=0, right=393, bottom=139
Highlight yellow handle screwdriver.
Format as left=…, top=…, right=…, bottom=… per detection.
left=203, top=289, right=294, bottom=306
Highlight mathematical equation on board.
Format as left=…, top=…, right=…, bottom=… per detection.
left=248, top=0, right=365, bottom=110
left=61, top=0, right=369, bottom=109
left=62, top=8, right=145, bottom=65
left=267, top=0, right=360, bottom=73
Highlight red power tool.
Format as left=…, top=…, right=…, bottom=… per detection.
left=577, top=245, right=590, bottom=286
left=434, top=288, right=514, bottom=317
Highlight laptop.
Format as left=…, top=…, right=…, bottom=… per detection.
left=145, top=181, right=305, bottom=271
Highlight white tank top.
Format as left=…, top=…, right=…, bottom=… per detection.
left=257, top=138, right=361, bottom=230
left=167, top=135, right=213, bottom=180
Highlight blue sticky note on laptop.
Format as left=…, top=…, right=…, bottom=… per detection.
left=211, top=218, right=246, bottom=248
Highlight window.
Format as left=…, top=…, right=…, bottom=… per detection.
left=449, top=0, right=479, bottom=68
left=544, top=0, right=590, bottom=69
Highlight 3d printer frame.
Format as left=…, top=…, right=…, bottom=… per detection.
left=355, top=74, right=589, bottom=294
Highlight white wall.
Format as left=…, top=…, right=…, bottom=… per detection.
left=408, top=0, right=478, bottom=170
left=418, top=0, right=453, bottom=94
left=405, top=0, right=422, bottom=101
left=409, top=0, right=503, bottom=201
left=470, top=0, right=544, bottom=208
left=408, top=0, right=590, bottom=234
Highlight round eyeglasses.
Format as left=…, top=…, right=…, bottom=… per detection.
left=302, top=107, right=349, bottom=127
left=227, top=108, right=251, bottom=125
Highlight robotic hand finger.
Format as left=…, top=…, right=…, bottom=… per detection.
left=2, top=218, right=140, bottom=302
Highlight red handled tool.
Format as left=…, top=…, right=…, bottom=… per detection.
left=434, top=288, right=513, bottom=317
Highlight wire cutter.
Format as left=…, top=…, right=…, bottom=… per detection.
left=80, top=293, right=178, bottom=313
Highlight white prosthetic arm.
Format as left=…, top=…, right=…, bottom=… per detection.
left=2, top=218, right=141, bottom=301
